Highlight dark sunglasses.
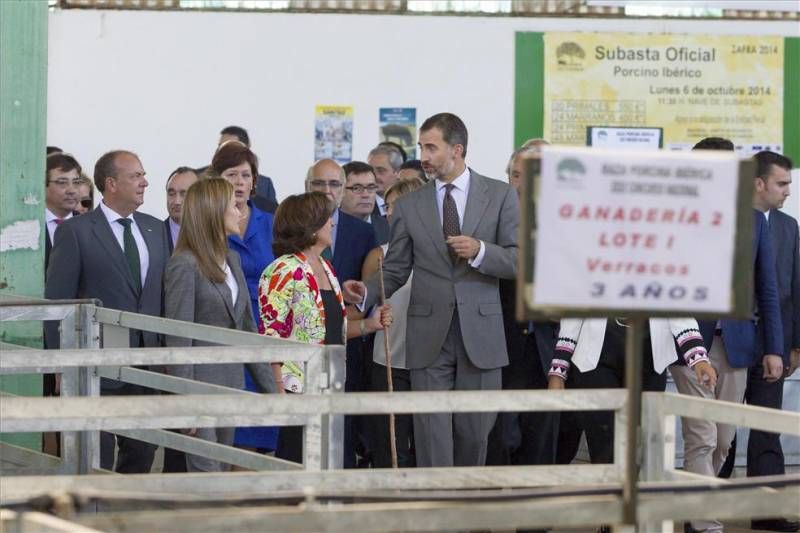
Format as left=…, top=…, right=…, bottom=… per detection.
left=80, top=198, right=93, bottom=209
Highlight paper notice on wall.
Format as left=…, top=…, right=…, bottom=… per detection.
left=315, top=105, right=353, bottom=163
left=379, top=108, right=417, bottom=160
left=543, top=33, right=783, bottom=153
left=532, top=145, right=740, bottom=313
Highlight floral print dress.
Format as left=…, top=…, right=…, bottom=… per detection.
left=258, top=252, right=346, bottom=392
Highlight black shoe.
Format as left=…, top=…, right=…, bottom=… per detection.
left=595, top=527, right=611, bottom=533
left=683, top=523, right=698, bottom=533
left=752, top=519, right=800, bottom=532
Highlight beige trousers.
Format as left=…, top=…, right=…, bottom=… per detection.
left=669, top=336, right=747, bottom=532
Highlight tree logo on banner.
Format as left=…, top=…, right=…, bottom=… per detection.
left=556, top=41, right=585, bottom=68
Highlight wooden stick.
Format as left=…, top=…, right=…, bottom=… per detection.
left=378, top=255, right=398, bottom=469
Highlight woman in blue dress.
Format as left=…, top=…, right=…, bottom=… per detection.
left=209, top=140, right=278, bottom=452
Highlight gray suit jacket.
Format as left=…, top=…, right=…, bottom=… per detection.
left=45, top=206, right=170, bottom=350
left=164, top=250, right=277, bottom=393
left=365, top=170, right=519, bottom=370
left=769, top=209, right=800, bottom=362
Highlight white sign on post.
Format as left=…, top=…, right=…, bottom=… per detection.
left=587, top=126, right=663, bottom=151
left=532, top=146, right=740, bottom=313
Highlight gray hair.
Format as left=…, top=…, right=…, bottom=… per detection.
left=368, top=145, right=404, bottom=171
left=506, top=139, right=549, bottom=176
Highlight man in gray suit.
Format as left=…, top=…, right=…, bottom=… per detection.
left=45, top=150, right=170, bottom=473
left=344, top=113, right=519, bottom=467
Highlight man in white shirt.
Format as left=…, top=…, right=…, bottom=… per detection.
left=164, top=166, right=198, bottom=253
left=368, top=144, right=403, bottom=218
left=344, top=113, right=519, bottom=467
left=44, top=153, right=82, bottom=270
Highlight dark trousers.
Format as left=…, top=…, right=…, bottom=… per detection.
left=555, top=411, right=583, bottom=464
left=368, top=361, right=415, bottom=468
left=99, top=381, right=157, bottom=473
left=746, top=365, right=786, bottom=477
left=487, top=333, right=557, bottom=466
left=162, top=433, right=187, bottom=473
left=276, top=391, right=303, bottom=464
left=343, top=337, right=372, bottom=468
left=568, top=349, right=666, bottom=464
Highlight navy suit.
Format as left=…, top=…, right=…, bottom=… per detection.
left=743, top=209, right=799, bottom=481
left=370, top=204, right=390, bottom=245
left=768, top=209, right=800, bottom=362
left=252, top=175, right=278, bottom=214
left=699, top=209, right=784, bottom=366
left=331, top=210, right=376, bottom=284
left=330, top=209, right=376, bottom=468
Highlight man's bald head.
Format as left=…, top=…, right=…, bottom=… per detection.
left=306, top=159, right=345, bottom=205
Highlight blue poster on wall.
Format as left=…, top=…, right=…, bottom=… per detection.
left=379, top=107, right=417, bottom=160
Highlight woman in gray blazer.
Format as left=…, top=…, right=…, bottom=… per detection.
left=164, top=178, right=277, bottom=472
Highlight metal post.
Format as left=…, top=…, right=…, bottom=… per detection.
left=322, top=345, right=346, bottom=470
left=622, top=317, right=644, bottom=528
left=57, top=307, right=80, bottom=475
left=303, top=353, right=323, bottom=470
left=78, top=304, right=101, bottom=474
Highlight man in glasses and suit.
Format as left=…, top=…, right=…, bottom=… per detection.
left=340, top=161, right=390, bottom=245
left=45, top=150, right=171, bottom=474
left=44, top=153, right=82, bottom=271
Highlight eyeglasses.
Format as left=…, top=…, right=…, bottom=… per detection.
left=48, top=178, right=82, bottom=188
left=345, top=184, right=379, bottom=194
left=80, top=198, right=93, bottom=209
left=309, top=180, right=343, bottom=190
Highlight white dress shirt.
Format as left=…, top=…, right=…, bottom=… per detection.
left=99, top=201, right=150, bottom=286
left=168, top=218, right=180, bottom=247
left=375, top=194, right=387, bottom=216
left=435, top=166, right=486, bottom=268
left=223, top=262, right=239, bottom=305
left=45, top=208, right=73, bottom=243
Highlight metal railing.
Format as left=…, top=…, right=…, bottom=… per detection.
left=2, top=296, right=799, bottom=531
left=0, top=296, right=345, bottom=474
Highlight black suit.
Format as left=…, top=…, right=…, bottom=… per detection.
left=487, top=279, right=559, bottom=466
left=45, top=205, right=171, bottom=473
left=164, top=218, right=176, bottom=255
left=45, top=229, right=53, bottom=274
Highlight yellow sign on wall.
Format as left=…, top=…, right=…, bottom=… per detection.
left=543, top=33, right=784, bottom=152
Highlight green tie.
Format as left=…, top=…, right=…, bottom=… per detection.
left=321, top=247, right=333, bottom=261
left=117, top=218, right=141, bottom=291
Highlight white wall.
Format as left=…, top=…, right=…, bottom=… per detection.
left=47, top=10, right=799, bottom=220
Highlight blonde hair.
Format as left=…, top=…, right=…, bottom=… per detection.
left=384, top=176, right=425, bottom=202
left=174, top=178, right=233, bottom=283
